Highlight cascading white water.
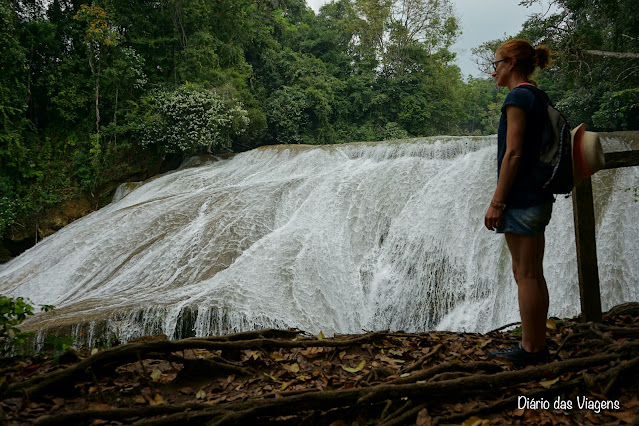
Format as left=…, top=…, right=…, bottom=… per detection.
left=1, top=135, right=637, bottom=346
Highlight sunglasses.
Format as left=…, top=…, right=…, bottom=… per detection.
left=492, top=58, right=509, bottom=71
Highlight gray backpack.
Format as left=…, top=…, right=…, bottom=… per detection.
left=518, top=84, right=574, bottom=194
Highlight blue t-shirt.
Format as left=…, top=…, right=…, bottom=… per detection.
left=497, top=86, right=554, bottom=208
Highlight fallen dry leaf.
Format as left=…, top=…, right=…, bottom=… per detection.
left=2, top=305, right=638, bottom=426
left=133, top=396, right=146, bottom=404
left=150, top=368, right=162, bottom=380
left=19, top=364, right=41, bottom=376
left=478, top=338, right=492, bottom=348
left=264, top=373, right=281, bottom=382
left=523, top=409, right=542, bottom=423
left=206, top=396, right=227, bottom=405
left=461, top=415, right=487, bottom=426
left=624, top=395, right=639, bottom=409
left=178, top=387, right=193, bottom=395
left=539, top=377, right=560, bottom=388
left=227, top=392, right=246, bottom=402
left=585, top=410, right=602, bottom=424
left=604, top=410, right=637, bottom=423
left=246, top=350, right=261, bottom=360
left=283, top=363, right=300, bottom=374
left=416, top=408, right=432, bottom=426
left=301, top=347, right=324, bottom=358
left=342, top=360, right=366, bottom=373
left=511, top=408, right=525, bottom=417
left=88, top=402, right=111, bottom=410
left=270, top=353, right=286, bottom=361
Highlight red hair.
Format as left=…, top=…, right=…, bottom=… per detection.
left=498, top=39, right=552, bottom=79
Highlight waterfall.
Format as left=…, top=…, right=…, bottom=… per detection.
left=1, top=135, right=637, bottom=345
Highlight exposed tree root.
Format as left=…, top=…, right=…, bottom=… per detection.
left=7, top=329, right=389, bottom=398
left=357, top=352, right=629, bottom=405
left=23, top=351, right=639, bottom=425
left=431, top=377, right=584, bottom=425
left=174, top=356, right=254, bottom=380
left=379, top=401, right=422, bottom=426
left=402, top=343, right=443, bottom=373
left=3, top=304, right=639, bottom=425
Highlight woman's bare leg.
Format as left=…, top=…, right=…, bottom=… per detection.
left=505, top=231, right=548, bottom=352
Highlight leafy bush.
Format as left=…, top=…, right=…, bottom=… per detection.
left=44, top=335, right=76, bottom=364
left=140, top=84, right=250, bottom=155
left=0, top=295, right=35, bottom=354
left=0, top=295, right=54, bottom=355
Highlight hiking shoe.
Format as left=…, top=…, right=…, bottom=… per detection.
left=489, top=344, right=550, bottom=368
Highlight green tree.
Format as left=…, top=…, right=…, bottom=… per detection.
left=386, top=0, right=459, bottom=75
left=592, top=88, right=639, bottom=131
left=73, top=4, right=121, bottom=138
left=457, top=77, right=507, bottom=135
left=350, top=0, right=459, bottom=77
left=1, top=0, right=484, bottom=248
left=0, top=1, right=29, bottom=235
left=517, top=0, right=639, bottom=130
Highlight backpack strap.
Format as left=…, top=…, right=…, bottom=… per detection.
left=515, top=83, right=552, bottom=106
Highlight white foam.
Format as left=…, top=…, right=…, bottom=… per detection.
left=1, top=136, right=637, bottom=341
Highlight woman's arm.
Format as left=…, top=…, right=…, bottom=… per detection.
left=485, top=105, right=526, bottom=230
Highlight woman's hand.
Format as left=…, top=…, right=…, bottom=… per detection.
left=485, top=204, right=503, bottom=231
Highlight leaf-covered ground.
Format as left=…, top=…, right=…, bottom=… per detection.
left=2, top=303, right=639, bottom=425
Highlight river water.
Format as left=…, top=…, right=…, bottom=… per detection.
left=1, top=135, right=637, bottom=345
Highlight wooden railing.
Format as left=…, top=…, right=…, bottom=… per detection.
left=572, top=143, right=639, bottom=322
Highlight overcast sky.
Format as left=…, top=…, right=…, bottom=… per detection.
left=306, top=0, right=557, bottom=78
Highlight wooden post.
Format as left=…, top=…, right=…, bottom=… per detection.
left=571, top=176, right=602, bottom=323
left=569, top=148, right=639, bottom=323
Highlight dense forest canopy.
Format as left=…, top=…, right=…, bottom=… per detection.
left=0, top=0, right=637, bottom=242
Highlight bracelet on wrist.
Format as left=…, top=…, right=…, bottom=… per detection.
left=490, top=201, right=505, bottom=210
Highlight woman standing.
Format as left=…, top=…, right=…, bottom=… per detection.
left=485, top=39, right=554, bottom=367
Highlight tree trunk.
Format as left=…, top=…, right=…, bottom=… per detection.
left=583, top=49, right=639, bottom=59
left=95, top=59, right=101, bottom=137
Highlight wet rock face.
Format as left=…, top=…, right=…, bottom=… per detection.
left=43, top=197, right=94, bottom=236
left=0, top=154, right=211, bottom=263
left=1, top=196, right=95, bottom=261
left=0, top=152, right=189, bottom=263
left=0, top=246, right=12, bottom=263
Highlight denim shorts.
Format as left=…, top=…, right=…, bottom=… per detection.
left=496, top=201, right=553, bottom=236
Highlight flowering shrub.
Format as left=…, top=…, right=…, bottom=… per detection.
left=141, top=84, right=250, bottom=154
